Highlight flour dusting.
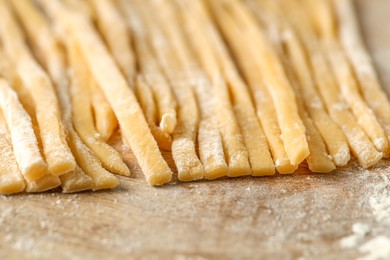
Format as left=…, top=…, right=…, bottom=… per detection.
left=358, top=236, right=390, bottom=260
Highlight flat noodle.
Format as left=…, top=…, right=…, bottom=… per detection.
left=281, top=0, right=382, bottom=168
left=12, top=0, right=100, bottom=192
left=90, top=0, right=135, bottom=83
left=121, top=0, right=204, bottom=181
left=26, top=174, right=61, bottom=193
left=334, top=0, right=390, bottom=157
left=117, top=2, right=174, bottom=150
left=310, top=0, right=388, bottom=155
left=67, top=130, right=119, bottom=191
left=280, top=28, right=350, bottom=167
left=117, top=0, right=177, bottom=137
left=0, top=53, right=63, bottom=192
left=0, top=79, right=47, bottom=181
left=58, top=0, right=119, bottom=142
left=177, top=0, right=275, bottom=176
left=66, top=37, right=130, bottom=176
left=148, top=0, right=230, bottom=178
left=135, top=75, right=173, bottom=151
left=39, top=0, right=172, bottom=185
left=209, top=1, right=298, bottom=173
left=59, top=165, right=93, bottom=193
left=0, top=0, right=76, bottom=176
left=0, top=50, right=41, bottom=144
left=211, top=0, right=310, bottom=166
left=248, top=0, right=350, bottom=167
left=0, top=77, right=61, bottom=193
left=89, top=79, right=118, bottom=142
left=276, top=40, right=335, bottom=172
left=0, top=113, right=25, bottom=194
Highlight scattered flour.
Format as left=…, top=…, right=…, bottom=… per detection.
left=358, top=236, right=390, bottom=260
left=339, top=172, right=390, bottom=259
left=340, top=223, right=370, bottom=248
left=369, top=174, right=390, bottom=226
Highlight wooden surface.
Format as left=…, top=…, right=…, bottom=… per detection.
left=1, top=1, right=390, bottom=259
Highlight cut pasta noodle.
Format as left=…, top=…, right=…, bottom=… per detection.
left=210, top=0, right=310, bottom=166
left=209, top=1, right=298, bottom=173
left=122, top=0, right=205, bottom=181
left=0, top=113, right=25, bottom=194
left=281, top=0, right=382, bottom=168
left=0, top=0, right=388, bottom=193
left=248, top=0, right=350, bottom=167
left=66, top=37, right=130, bottom=176
left=14, top=0, right=118, bottom=191
left=177, top=0, right=275, bottom=176
left=334, top=0, right=390, bottom=157
left=148, top=0, right=231, bottom=178
left=118, top=0, right=177, bottom=137
left=89, top=0, right=135, bottom=83
left=0, top=0, right=76, bottom=176
left=89, top=80, right=118, bottom=142
left=39, top=0, right=172, bottom=185
left=0, top=79, right=47, bottom=181
left=135, top=75, right=173, bottom=151
left=310, top=0, right=388, bottom=155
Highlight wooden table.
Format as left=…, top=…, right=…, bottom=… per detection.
left=1, top=1, right=390, bottom=259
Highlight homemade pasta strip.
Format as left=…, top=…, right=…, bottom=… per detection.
left=26, top=174, right=61, bottom=193
left=0, top=74, right=61, bottom=192
left=135, top=75, right=173, bottom=151
left=12, top=0, right=99, bottom=192
left=119, top=1, right=176, bottom=147
left=0, top=113, right=25, bottom=194
left=67, top=38, right=130, bottom=176
left=312, top=54, right=382, bottom=168
left=60, top=166, right=94, bottom=193
left=300, top=107, right=336, bottom=173
left=58, top=0, right=119, bottom=142
left=151, top=1, right=230, bottom=178
left=210, top=2, right=297, bottom=174
left=68, top=130, right=119, bottom=191
left=194, top=75, right=229, bottom=179
left=151, top=0, right=243, bottom=178
left=114, top=0, right=175, bottom=150
left=247, top=0, right=350, bottom=166
left=211, top=0, right=309, bottom=166
left=0, top=53, right=65, bottom=192
left=0, top=0, right=76, bottom=176
left=15, top=2, right=119, bottom=193
left=310, top=0, right=388, bottom=155
left=89, top=0, right=135, bottom=83
left=119, top=3, right=177, bottom=136
left=89, top=81, right=118, bottom=142
left=176, top=0, right=274, bottom=176
left=135, top=76, right=157, bottom=133
left=0, top=79, right=48, bottom=181
left=85, top=0, right=125, bottom=140
left=282, top=0, right=382, bottom=168
left=122, top=0, right=204, bottom=181
left=278, top=44, right=335, bottom=172
left=280, top=28, right=350, bottom=166
left=40, top=0, right=172, bottom=185
left=334, top=0, right=390, bottom=156
left=18, top=0, right=117, bottom=143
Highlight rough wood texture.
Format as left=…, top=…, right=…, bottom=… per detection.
left=1, top=1, right=390, bottom=259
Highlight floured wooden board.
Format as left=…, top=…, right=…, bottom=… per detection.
left=1, top=0, right=390, bottom=259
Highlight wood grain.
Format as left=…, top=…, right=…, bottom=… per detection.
left=1, top=1, right=390, bottom=259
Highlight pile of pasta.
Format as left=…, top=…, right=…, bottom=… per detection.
left=0, top=0, right=389, bottom=194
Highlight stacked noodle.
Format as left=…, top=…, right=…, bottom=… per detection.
left=0, top=0, right=388, bottom=194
